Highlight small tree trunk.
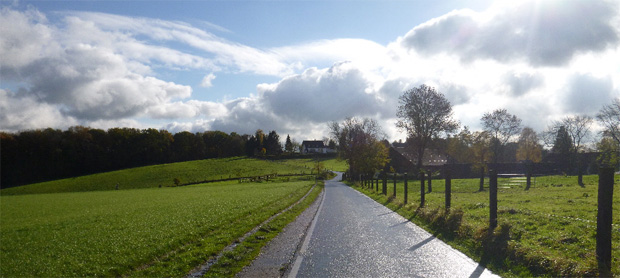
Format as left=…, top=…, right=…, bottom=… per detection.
left=479, top=167, right=485, bottom=191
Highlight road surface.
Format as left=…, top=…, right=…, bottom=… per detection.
left=288, top=173, right=499, bottom=278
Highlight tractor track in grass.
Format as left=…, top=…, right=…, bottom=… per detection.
left=186, top=182, right=319, bottom=277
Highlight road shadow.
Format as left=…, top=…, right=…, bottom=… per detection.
left=377, top=211, right=396, bottom=216
left=468, top=263, right=487, bottom=278
left=408, top=235, right=436, bottom=252
left=389, top=220, right=409, bottom=228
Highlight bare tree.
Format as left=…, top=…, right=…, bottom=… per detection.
left=396, top=85, right=459, bottom=171
left=545, top=115, right=593, bottom=185
left=546, top=115, right=593, bottom=154
left=329, top=117, right=389, bottom=178
left=481, top=109, right=522, bottom=163
left=597, top=98, right=620, bottom=145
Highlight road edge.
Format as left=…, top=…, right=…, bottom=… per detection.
left=235, top=184, right=326, bottom=278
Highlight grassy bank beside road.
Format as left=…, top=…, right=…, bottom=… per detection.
left=1, top=157, right=309, bottom=195
left=0, top=180, right=314, bottom=277
left=351, top=174, right=619, bottom=277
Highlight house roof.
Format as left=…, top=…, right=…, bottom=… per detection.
left=302, top=140, right=325, bottom=148
left=391, top=143, right=450, bottom=166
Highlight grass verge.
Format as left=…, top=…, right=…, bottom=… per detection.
left=203, top=181, right=324, bottom=277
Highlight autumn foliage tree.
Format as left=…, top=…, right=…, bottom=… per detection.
left=516, top=127, right=542, bottom=162
left=329, top=117, right=389, bottom=178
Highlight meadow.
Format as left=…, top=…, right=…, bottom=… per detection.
left=1, top=157, right=314, bottom=195
left=352, top=174, right=620, bottom=277
left=277, top=156, right=349, bottom=172
left=0, top=178, right=315, bottom=277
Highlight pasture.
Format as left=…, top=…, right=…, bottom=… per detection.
left=1, top=157, right=311, bottom=195
left=353, top=174, right=620, bottom=277
left=0, top=179, right=315, bottom=277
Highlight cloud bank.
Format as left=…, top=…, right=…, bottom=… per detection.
left=1, top=0, right=620, bottom=142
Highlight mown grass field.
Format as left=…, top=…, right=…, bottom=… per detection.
left=278, top=156, right=349, bottom=172
left=352, top=174, right=620, bottom=277
left=1, top=157, right=313, bottom=195
left=1, top=176, right=316, bottom=277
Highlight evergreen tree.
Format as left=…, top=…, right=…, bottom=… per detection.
left=265, top=130, right=282, bottom=155
left=285, top=134, right=294, bottom=153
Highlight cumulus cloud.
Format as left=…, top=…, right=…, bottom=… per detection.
left=0, top=89, right=78, bottom=131
left=402, top=0, right=620, bottom=66
left=200, top=73, right=216, bottom=88
left=563, top=74, right=615, bottom=114
left=259, top=62, right=382, bottom=123
left=503, top=71, right=544, bottom=96
left=1, top=2, right=619, bottom=142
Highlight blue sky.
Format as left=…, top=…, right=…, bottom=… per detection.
left=1, top=0, right=619, bottom=143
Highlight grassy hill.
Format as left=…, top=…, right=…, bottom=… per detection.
left=1, top=157, right=319, bottom=195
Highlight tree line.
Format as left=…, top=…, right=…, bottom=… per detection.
left=331, top=85, right=620, bottom=179
left=1, top=127, right=289, bottom=188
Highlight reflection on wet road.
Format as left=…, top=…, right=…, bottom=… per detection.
left=291, top=173, right=499, bottom=278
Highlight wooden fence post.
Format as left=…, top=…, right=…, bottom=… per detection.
left=445, top=167, right=451, bottom=209
left=597, top=167, right=614, bottom=276
left=427, top=170, right=432, bottom=193
left=382, top=172, right=387, bottom=195
left=404, top=173, right=408, bottom=204
left=420, top=172, right=425, bottom=207
left=489, top=169, right=498, bottom=230
left=393, top=172, right=397, bottom=197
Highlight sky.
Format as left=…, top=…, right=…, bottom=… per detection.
left=1, top=0, right=619, bottom=143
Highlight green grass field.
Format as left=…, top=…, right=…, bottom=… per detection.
left=0, top=179, right=315, bottom=277
left=1, top=157, right=313, bottom=195
left=277, top=156, right=349, bottom=172
left=353, top=174, right=620, bottom=277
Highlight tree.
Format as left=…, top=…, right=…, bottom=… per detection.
left=597, top=98, right=620, bottom=145
left=597, top=136, right=619, bottom=169
left=265, top=130, right=282, bottom=156
left=481, top=109, right=522, bottom=163
left=550, top=126, right=573, bottom=154
left=516, top=127, right=542, bottom=162
left=285, top=135, right=294, bottom=153
left=329, top=117, right=389, bottom=178
left=446, top=127, right=474, bottom=164
left=545, top=115, right=593, bottom=184
left=396, top=84, right=459, bottom=171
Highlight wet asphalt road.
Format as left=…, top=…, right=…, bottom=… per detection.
left=290, top=173, right=499, bottom=278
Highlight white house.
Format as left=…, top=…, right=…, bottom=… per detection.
left=301, top=140, right=334, bottom=154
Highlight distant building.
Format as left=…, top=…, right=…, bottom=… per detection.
left=301, top=140, right=334, bottom=154
left=391, top=142, right=449, bottom=167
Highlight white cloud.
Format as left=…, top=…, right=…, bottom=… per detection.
left=401, top=0, right=620, bottom=67
left=200, top=73, right=216, bottom=88
left=1, top=2, right=620, bottom=143
left=0, top=89, right=78, bottom=131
